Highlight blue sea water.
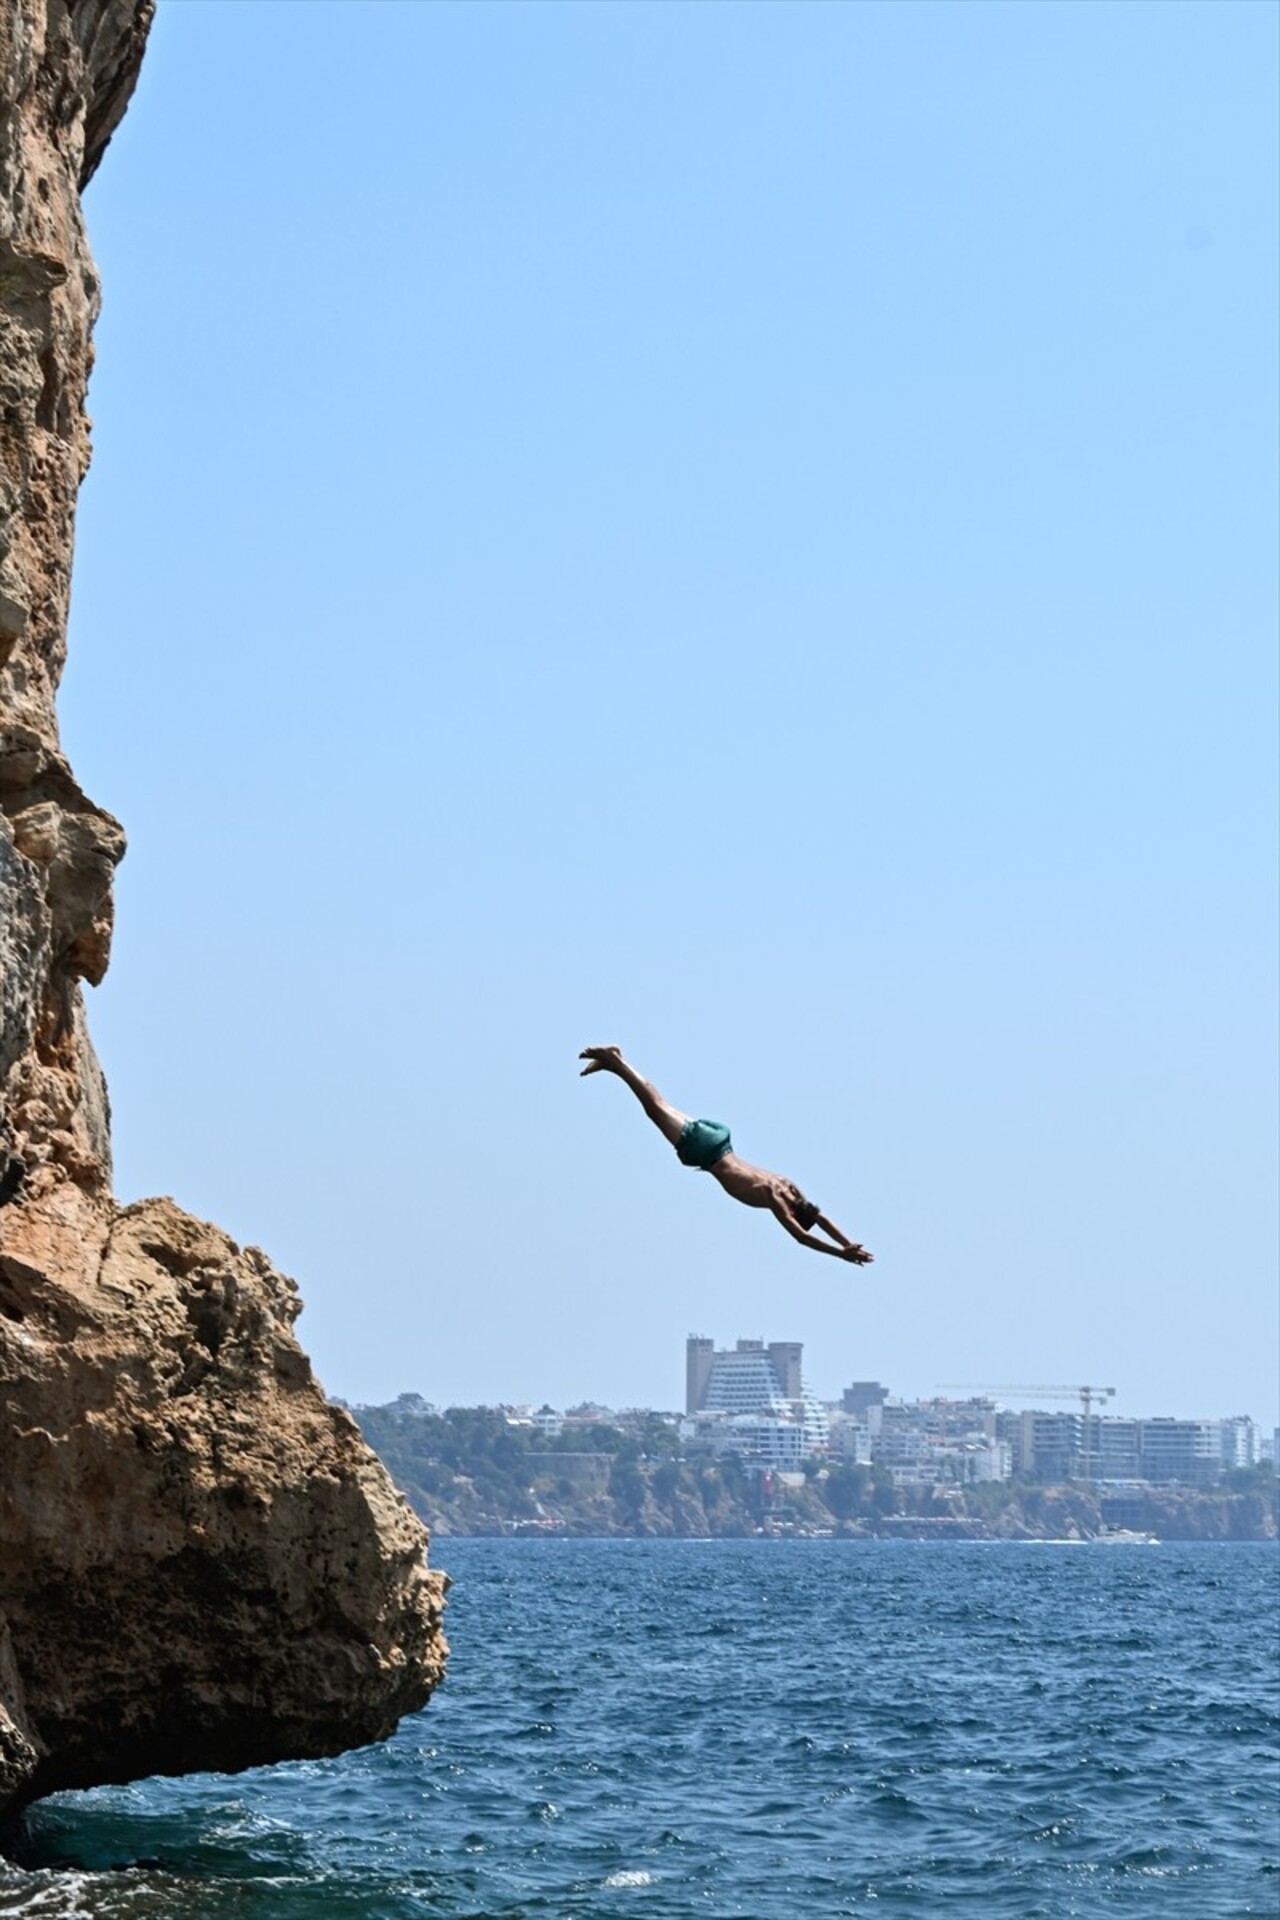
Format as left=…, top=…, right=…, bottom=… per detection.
left=3, top=1540, right=1277, bottom=1918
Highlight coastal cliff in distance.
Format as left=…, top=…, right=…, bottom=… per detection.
left=0, top=0, right=446, bottom=1815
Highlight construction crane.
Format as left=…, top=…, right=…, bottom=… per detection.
left=937, top=1385, right=1117, bottom=1481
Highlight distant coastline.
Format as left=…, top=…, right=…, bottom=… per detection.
left=353, top=1403, right=1279, bottom=1544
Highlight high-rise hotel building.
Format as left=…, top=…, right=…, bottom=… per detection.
left=684, top=1336, right=828, bottom=1464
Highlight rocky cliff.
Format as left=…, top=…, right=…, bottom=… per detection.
left=0, top=0, right=446, bottom=1816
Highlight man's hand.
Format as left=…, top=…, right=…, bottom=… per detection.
left=841, top=1243, right=874, bottom=1265
left=579, top=1045, right=622, bottom=1077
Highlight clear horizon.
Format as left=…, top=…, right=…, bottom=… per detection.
left=62, top=1, right=1278, bottom=1427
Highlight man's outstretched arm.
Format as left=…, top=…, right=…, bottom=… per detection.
left=813, top=1211, right=873, bottom=1261
left=769, top=1197, right=873, bottom=1262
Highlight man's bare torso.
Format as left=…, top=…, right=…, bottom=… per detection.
left=709, top=1152, right=800, bottom=1212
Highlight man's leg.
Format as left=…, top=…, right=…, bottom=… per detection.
left=579, top=1047, right=691, bottom=1147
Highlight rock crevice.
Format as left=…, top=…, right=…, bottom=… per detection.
left=0, top=0, right=447, bottom=1817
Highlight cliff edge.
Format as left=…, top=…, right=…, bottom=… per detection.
left=0, top=0, right=446, bottom=1814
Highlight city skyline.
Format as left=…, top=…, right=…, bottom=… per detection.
left=364, top=1353, right=1274, bottom=1437
left=334, top=1322, right=1278, bottom=1430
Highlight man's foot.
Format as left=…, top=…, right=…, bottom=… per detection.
left=840, top=1244, right=874, bottom=1265
left=579, top=1046, right=623, bottom=1077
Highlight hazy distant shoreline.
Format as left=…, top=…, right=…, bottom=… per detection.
left=353, top=1404, right=1278, bottom=1545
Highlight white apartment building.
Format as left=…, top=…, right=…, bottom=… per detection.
left=826, top=1409, right=874, bottom=1465
left=995, top=1407, right=1257, bottom=1486
left=1218, top=1416, right=1258, bottom=1470
left=869, top=1397, right=1011, bottom=1486
left=711, top=1413, right=813, bottom=1470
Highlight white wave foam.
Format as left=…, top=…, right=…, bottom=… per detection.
left=0, top=1871, right=96, bottom=1918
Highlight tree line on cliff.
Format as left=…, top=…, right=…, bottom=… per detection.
left=351, top=1400, right=1279, bottom=1541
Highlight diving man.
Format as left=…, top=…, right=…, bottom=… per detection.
left=579, top=1046, right=873, bottom=1264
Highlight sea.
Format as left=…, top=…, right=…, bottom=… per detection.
left=2, top=1539, right=1276, bottom=1919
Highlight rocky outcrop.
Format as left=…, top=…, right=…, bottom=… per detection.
left=0, top=1199, right=447, bottom=1807
left=0, top=0, right=446, bottom=1815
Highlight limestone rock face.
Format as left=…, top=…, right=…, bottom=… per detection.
left=0, top=1198, right=448, bottom=1806
left=0, top=0, right=447, bottom=1814
left=0, top=0, right=140, bottom=1201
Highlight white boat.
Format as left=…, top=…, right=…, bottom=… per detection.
left=1094, top=1523, right=1160, bottom=1544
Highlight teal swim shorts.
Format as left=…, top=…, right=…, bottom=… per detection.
left=676, top=1118, right=732, bottom=1170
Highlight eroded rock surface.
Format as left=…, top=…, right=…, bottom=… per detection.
left=0, top=0, right=446, bottom=1814
left=0, top=1198, right=447, bottom=1806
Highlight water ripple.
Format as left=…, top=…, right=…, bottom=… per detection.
left=3, top=1541, right=1277, bottom=1918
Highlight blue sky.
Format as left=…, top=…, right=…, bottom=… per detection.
left=63, top=0, right=1277, bottom=1425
